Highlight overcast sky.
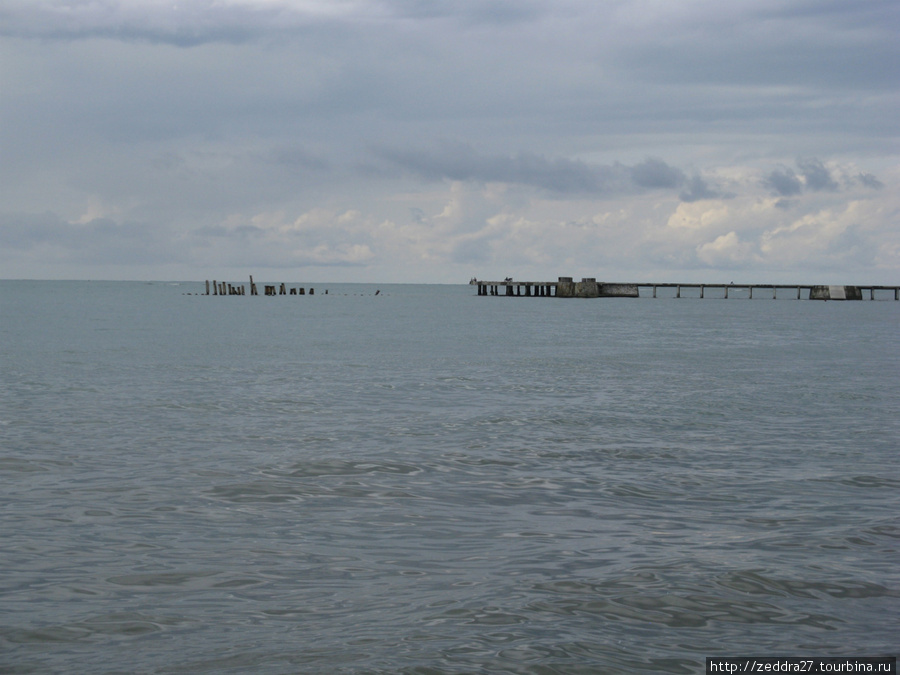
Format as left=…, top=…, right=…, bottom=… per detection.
left=1, top=0, right=898, bottom=283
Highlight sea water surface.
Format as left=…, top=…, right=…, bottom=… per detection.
left=1, top=281, right=897, bottom=673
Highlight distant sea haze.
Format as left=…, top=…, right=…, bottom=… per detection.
left=1, top=281, right=898, bottom=674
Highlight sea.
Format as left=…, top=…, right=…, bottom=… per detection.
left=1, top=280, right=897, bottom=674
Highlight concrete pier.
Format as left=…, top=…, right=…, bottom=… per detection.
left=470, top=278, right=899, bottom=300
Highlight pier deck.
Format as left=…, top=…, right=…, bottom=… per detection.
left=471, top=278, right=900, bottom=300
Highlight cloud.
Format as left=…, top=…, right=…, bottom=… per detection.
left=0, top=0, right=359, bottom=46
left=379, top=0, right=547, bottom=25
left=0, top=0, right=549, bottom=46
left=758, top=200, right=882, bottom=270
left=763, top=167, right=804, bottom=197
left=376, top=145, right=695, bottom=197
left=856, top=172, right=884, bottom=189
left=762, top=158, right=869, bottom=197
left=375, top=144, right=614, bottom=194
left=0, top=212, right=185, bottom=265
left=696, top=231, right=758, bottom=268
left=192, top=208, right=378, bottom=267
left=797, top=158, right=839, bottom=192
left=630, top=158, right=685, bottom=189
left=617, top=0, right=900, bottom=91
left=679, top=174, right=723, bottom=202
left=667, top=202, right=731, bottom=231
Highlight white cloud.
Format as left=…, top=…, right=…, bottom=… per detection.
left=697, top=231, right=758, bottom=267
left=666, top=202, right=730, bottom=231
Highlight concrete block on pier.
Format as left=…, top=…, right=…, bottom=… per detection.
left=556, top=277, right=576, bottom=297
left=809, top=285, right=862, bottom=300
left=557, top=277, right=600, bottom=298
left=600, top=283, right=639, bottom=297
left=576, top=278, right=600, bottom=298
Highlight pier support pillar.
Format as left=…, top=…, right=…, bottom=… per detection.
left=676, top=285, right=681, bottom=298
left=652, top=286, right=657, bottom=298
left=749, top=286, right=753, bottom=299
left=724, top=286, right=728, bottom=299
left=700, top=285, right=704, bottom=299
left=797, top=286, right=802, bottom=300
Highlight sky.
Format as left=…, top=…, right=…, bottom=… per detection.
left=1, top=0, right=898, bottom=283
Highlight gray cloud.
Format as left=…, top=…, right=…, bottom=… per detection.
left=797, top=158, right=839, bottom=192
left=376, top=146, right=696, bottom=196
left=763, top=158, right=875, bottom=197
left=0, top=1, right=265, bottom=46
left=380, top=0, right=546, bottom=25
left=619, top=0, right=900, bottom=91
left=375, top=144, right=617, bottom=193
left=856, top=172, right=884, bottom=189
left=679, top=175, right=723, bottom=203
left=763, top=168, right=804, bottom=197
left=630, top=158, right=685, bottom=190
left=0, top=0, right=547, bottom=46
left=0, top=212, right=184, bottom=265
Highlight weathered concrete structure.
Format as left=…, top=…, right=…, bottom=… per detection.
left=808, top=285, right=863, bottom=301
left=600, top=283, right=640, bottom=297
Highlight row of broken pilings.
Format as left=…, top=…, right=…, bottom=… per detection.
left=205, top=276, right=318, bottom=297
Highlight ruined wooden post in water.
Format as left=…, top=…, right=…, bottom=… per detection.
left=202, top=277, right=328, bottom=297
